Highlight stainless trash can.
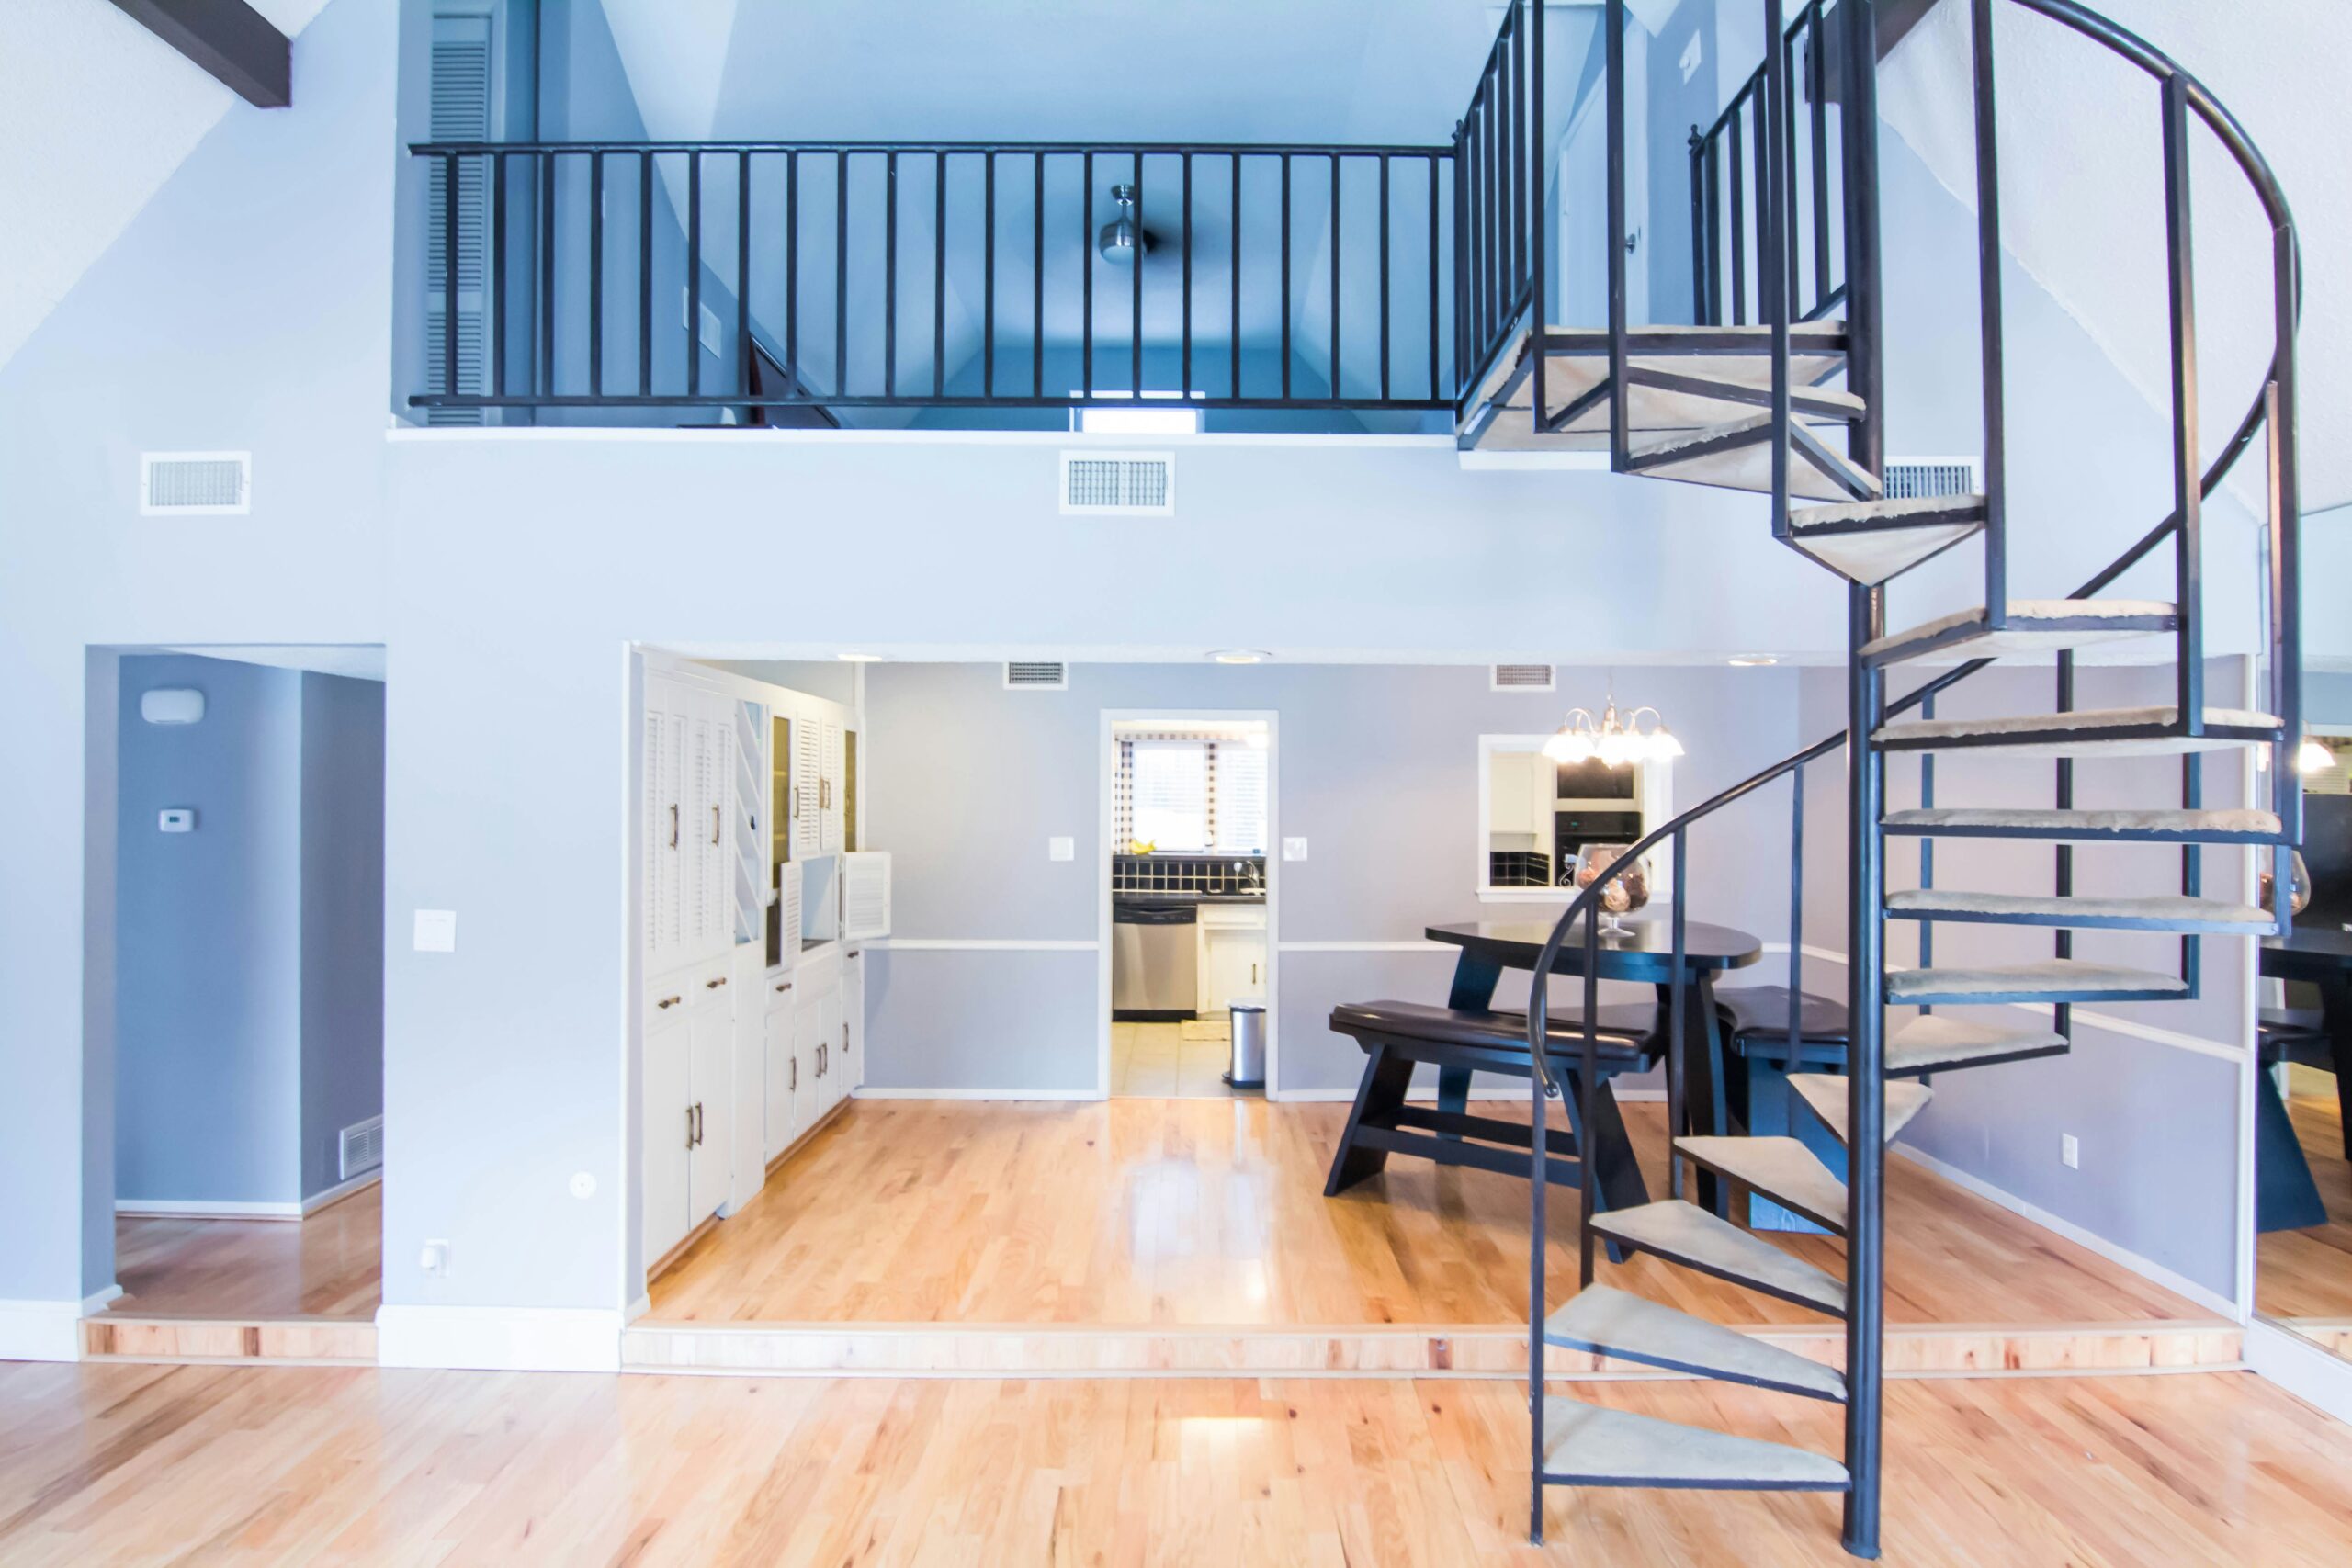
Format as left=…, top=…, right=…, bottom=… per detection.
left=1225, top=1002, right=1267, bottom=1089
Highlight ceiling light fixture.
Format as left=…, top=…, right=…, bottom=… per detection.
left=1543, top=697, right=1682, bottom=768
left=1727, top=654, right=1779, bottom=667
left=836, top=651, right=884, bottom=663
left=1098, top=185, right=1149, bottom=265
left=1209, top=649, right=1270, bottom=665
left=2296, top=736, right=2338, bottom=775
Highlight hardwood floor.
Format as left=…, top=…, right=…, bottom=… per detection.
left=107, top=1184, right=382, bottom=1321
left=646, top=1098, right=2205, bottom=1328
left=2257, top=1085, right=2352, bottom=1341
left=0, top=1361, right=2345, bottom=1565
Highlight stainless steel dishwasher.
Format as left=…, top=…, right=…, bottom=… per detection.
left=1111, top=899, right=1199, bottom=1019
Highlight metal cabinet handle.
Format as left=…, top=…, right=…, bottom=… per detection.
left=707, top=976, right=727, bottom=989
left=789, top=1058, right=797, bottom=1090
left=775, top=980, right=789, bottom=994
left=685, top=1104, right=697, bottom=1148
left=1250, top=963, right=1259, bottom=985
left=711, top=805, right=721, bottom=845
left=656, top=995, right=683, bottom=1010
left=791, top=785, right=801, bottom=821
left=669, top=803, right=679, bottom=848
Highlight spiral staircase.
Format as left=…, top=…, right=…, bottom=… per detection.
left=1456, top=1, right=2306, bottom=1555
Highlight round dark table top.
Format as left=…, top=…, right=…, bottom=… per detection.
left=2262, top=921, right=2352, bottom=981
left=1427, top=917, right=1762, bottom=982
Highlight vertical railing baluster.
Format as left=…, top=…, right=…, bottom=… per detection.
left=786, top=152, right=798, bottom=393
left=885, top=151, right=899, bottom=400
left=1842, top=580, right=1887, bottom=1559
left=2161, top=76, right=2203, bottom=733
left=1579, top=908, right=1600, bottom=1288
left=1786, top=765, right=1804, bottom=1066
left=638, top=152, right=652, bottom=399
left=440, top=153, right=459, bottom=400
left=1808, top=3, right=1831, bottom=311
left=1182, top=153, right=1193, bottom=400
left=1034, top=154, right=1046, bottom=400
left=1919, top=694, right=1935, bottom=1004
left=1605, top=0, right=1628, bottom=469
left=736, top=152, right=750, bottom=401
left=687, top=152, right=702, bottom=399
left=587, top=152, right=604, bottom=398
left=541, top=151, right=558, bottom=397
left=2055, top=660, right=2074, bottom=1036
left=935, top=150, right=947, bottom=400
left=1842, top=0, right=1886, bottom=482
left=1728, top=106, right=1747, bottom=325
left=1530, top=0, right=1546, bottom=434
left=985, top=152, right=997, bottom=399
left=1689, top=131, right=1709, bottom=325
left=1669, top=829, right=1688, bottom=1201
left=1972, top=0, right=2009, bottom=627
left=1329, top=152, right=1341, bottom=399
left=1763, top=0, right=1791, bottom=519
left=1379, top=153, right=1392, bottom=402
left=1429, top=151, right=1442, bottom=400
left=1134, top=152, right=1145, bottom=399
left=1232, top=152, right=1244, bottom=400
left=1083, top=152, right=1095, bottom=401
left=836, top=152, right=849, bottom=395
left=490, top=152, right=508, bottom=402
left=2269, top=236, right=2303, bottom=849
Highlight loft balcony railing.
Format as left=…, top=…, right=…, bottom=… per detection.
left=409, top=138, right=1464, bottom=423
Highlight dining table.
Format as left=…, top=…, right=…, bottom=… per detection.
left=1411, top=915, right=1762, bottom=1220
left=2259, top=924, right=2352, bottom=1231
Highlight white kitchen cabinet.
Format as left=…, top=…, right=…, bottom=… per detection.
left=840, top=951, right=865, bottom=1099
left=642, top=980, right=695, bottom=1264
left=820, top=718, right=846, bottom=853
left=647, top=676, right=740, bottom=973
left=763, top=976, right=797, bottom=1163
left=686, top=976, right=733, bottom=1224
left=1202, top=925, right=1268, bottom=1012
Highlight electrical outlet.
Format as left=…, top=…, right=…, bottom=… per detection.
left=2061, top=1134, right=2080, bottom=1169
left=419, top=1239, right=449, bottom=1276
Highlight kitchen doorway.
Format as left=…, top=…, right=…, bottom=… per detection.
left=1101, top=714, right=1275, bottom=1099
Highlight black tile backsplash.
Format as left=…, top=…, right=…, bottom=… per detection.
left=1487, top=850, right=1554, bottom=888
left=1113, top=853, right=1267, bottom=895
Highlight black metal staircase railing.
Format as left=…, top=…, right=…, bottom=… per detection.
left=1453, top=0, right=1544, bottom=422
left=408, top=138, right=1459, bottom=419
left=1514, top=0, right=2303, bottom=1557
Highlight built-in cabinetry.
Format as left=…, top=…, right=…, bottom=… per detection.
left=1197, top=905, right=1267, bottom=1013
left=645, top=663, right=888, bottom=1281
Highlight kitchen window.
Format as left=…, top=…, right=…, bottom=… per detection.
left=1123, top=737, right=1268, bottom=853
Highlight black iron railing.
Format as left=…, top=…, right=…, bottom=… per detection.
left=1453, top=0, right=1544, bottom=416
left=409, top=138, right=1459, bottom=419
left=1688, top=0, right=1850, bottom=328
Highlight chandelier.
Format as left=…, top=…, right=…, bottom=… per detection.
left=1542, top=697, right=1683, bottom=767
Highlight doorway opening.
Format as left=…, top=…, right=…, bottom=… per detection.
left=1103, top=715, right=1273, bottom=1099
left=90, top=647, right=387, bottom=1359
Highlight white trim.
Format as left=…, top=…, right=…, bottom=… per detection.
left=83, top=1285, right=124, bottom=1313
left=376, top=1305, right=624, bottom=1372
left=1276, top=940, right=1454, bottom=953
left=852, top=1088, right=1100, bottom=1101
left=2245, top=1320, right=2352, bottom=1426
left=0, top=1299, right=86, bottom=1362
left=115, top=1198, right=303, bottom=1220
left=392, top=427, right=1453, bottom=450
left=1891, top=1143, right=2236, bottom=1317
left=864, top=938, right=1100, bottom=952
left=301, top=1171, right=382, bottom=1216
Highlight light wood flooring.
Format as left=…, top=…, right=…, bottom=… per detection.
left=1, top=1361, right=2346, bottom=1565
left=645, top=1097, right=2205, bottom=1329
left=107, top=1185, right=382, bottom=1321
left=2257, top=1083, right=2352, bottom=1352
left=1112, top=1020, right=1241, bottom=1098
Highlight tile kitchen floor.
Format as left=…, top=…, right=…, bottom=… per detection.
left=1110, top=1021, right=1238, bottom=1099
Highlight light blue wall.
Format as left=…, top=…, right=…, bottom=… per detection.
left=300, top=673, right=388, bottom=1200
left=116, top=657, right=307, bottom=1207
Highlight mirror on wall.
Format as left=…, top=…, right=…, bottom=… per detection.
left=2254, top=732, right=2352, bottom=1364
left=1477, top=736, right=1672, bottom=900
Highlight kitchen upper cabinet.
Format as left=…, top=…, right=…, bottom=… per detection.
left=792, top=712, right=823, bottom=860
left=647, top=676, right=738, bottom=972
left=820, top=719, right=846, bottom=854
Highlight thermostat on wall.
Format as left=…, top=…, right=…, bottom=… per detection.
left=158, top=807, right=196, bottom=833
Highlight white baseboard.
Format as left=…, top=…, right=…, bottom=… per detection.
left=0, top=1299, right=86, bottom=1362
left=83, top=1285, right=123, bottom=1313
left=301, top=1171, right=381, bottom=1215
left=854, top=1087, right=1100, bottom=1101
left=376, top=1305, right=624, bottom=1372
left=1893, top=1143, right=2237, bottom=1317
left=115, top=1198, right=303, bottom=1220
left=2245, top=1320, right=2352, bottom=1426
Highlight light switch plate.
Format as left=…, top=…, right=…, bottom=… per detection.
left=1048, top=836, right=1075, bottom=862
left=413, top=909, right=458, bottom=953
left=158, top=807, right=196, bottom=833
left=1282, top=838, right=1308, bottom=862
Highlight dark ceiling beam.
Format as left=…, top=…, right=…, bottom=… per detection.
left=107, top=0, right=290, bottom=109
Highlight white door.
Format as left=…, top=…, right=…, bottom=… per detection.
left=763, top=982, right=795, bottom=1161
left=840, top=953, right=864, bottom=1095
left=687, top=987, right=733, bottom=1224
left=792, top=983, right=825, bottom=1137
left=644, top=692, right=687, bottom=971
left=820, top=719, right=846, bottom=854
left=1559, top=17, right=1649, bottom=326
left=791, top=708, right=822, bottom=860
left=1203, top=928, right=1267, bottom=1011
left=643, top=992, right=693, bottom=1262
left=818, top=981, right=844, bottom=1114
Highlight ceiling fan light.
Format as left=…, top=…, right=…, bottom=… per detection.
left=2296, top=736, right=2335, bottom=775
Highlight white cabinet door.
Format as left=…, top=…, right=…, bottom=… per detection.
left=644, top=692, right=687, bottom=972
left=820, top=719, right=845, bottom=854
left=840, top=853, right=891, bottom=942
left=841, top=953, right=865, bottom=1096
left=684, top=698, right=736, bottom=960
left=792, top=708, right=823, bottom=861
left=763, top=981, right=795, bottom=1162
left=791, top=982, right=825, bottom=1140
left=642, top=990, right=693, bottom=1263
left=687, top=985, right=732, bottom=1225
left=818, top=979, right=845, bottom=1114
left=1203, top=928, right=1267, bottom=1011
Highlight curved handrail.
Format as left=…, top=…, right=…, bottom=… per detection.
left=1524, top=0, right=2301, bottom=1094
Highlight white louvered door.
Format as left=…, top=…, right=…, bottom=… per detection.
left=820, top=720, right=846, bottom=853
left=793, top=708, right=823, bottom=860
left=644, top=687, right=688, bottom=970
left=425, top=6, right=495, bottom=424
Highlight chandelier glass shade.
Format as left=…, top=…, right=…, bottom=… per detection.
left=1542, top=699, right=1682, bottom=767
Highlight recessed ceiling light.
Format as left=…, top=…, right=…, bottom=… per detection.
left=1209, top=649, right=1270, bottom=665
left=1727, top=655, right=1779, bottom=667
left=837, top=652, right=884, bottom=663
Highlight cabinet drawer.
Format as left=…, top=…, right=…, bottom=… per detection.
left=649, top=955, right=731, bottom=1021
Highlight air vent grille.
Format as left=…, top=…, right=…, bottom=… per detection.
left=339, top=1115, right=384, bottom=1181
left=1005, top=661, right=1069, bottom=690
left=1490, top=663, right=1556, bottom=693
left=141, top=453, right=251, bottom=515
left=1061, top=452, right=1175, bottom=514
left=1883, top=457, right=1981, bottom=501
